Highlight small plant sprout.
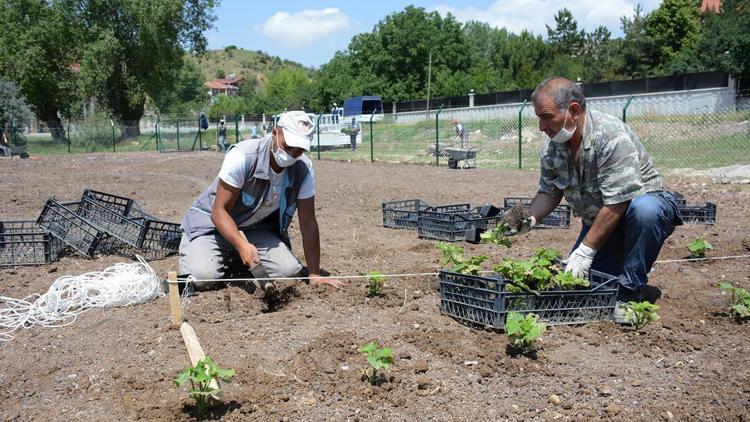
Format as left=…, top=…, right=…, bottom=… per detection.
left=365, top=271, right=385, bottom=297
left=625, top=301, right=660, bottom=330
left=174, top=356, right=235, bottom=411
left=480, top=225, right=512, bottom=247
left=687, top=237, right=713, bottom=258
left=505, top=312, right=546, bottom=354
left=718, top=282, right=750, bottom=320
left=533, top=247, right=561, bottom=261
left=358, top=341, right=394, bottom=385
left=436, top=242, right=488, bottom=275
left=552, top=271, right=590, bottom=290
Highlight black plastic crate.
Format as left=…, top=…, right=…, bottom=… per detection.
left=439, top=269, right=619, bottom=329
left=36, top=199, right=113, bottom=257
left=418, top=209, right=504, bottom=241
left=82, top=188, right=148, bottom=220
left=77, top=195, right=150, bottom=248
left=137, top=220, right=182, bottom=260
left=678, top=202, right=716, bottom=224
left=502, top=197, right=572, bottom=229
left=0, top=221, right=65, bottom=266
left=667, top=190, right=687, bottom=206
left=382, top=199, right=470, bottom=229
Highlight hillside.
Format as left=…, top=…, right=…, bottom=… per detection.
left=188, top=47, right=315, bottom=92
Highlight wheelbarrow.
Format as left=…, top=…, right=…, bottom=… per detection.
left=444, top=147, right=476, bottom=169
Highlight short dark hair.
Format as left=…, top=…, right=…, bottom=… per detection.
left=530, top=77, right=586, bottom=111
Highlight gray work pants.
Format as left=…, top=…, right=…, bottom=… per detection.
left=178, top=226, right=302, bottom=290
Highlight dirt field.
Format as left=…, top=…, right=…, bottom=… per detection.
left=1, top=151, right=749, bottom=421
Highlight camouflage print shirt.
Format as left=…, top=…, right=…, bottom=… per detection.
left=538, top=109, right=663, bottom=226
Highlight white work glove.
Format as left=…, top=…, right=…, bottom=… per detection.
left=565, top=243, right=597, bottom=280
left=514, top=215, right=536, bottom=236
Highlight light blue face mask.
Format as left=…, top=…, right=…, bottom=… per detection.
left=272, top=136, right=299, bottom=167
left=551, top=107, right=575, bottom=144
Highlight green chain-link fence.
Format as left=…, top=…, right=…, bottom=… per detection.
left=312, top=91, right=750, bottom=173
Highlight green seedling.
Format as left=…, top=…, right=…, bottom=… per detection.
left=505, top=312, right=546, bottom=354
left=718, top=282, right=750, bottom=319
left=552, top=271, right=590, bottom=290
left=480, top=225, right=512, bottom=247
left=533, top=247, right=561, bottom=261
left=625, top=301, right=660, bottom=330
left=174, top=356, right=235, bottom=411
left=436, top=242, right=488, bottom=275
left=365, top=271, right=385, bottom=297
left=687, top=237, right=713, bottom=258
left=358, top=341, right=394, bottom=385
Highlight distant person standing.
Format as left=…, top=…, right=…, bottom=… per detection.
left=347, top=118, right=359, bottom=151
left=217, top=118, right=228, bottom=151
left=331, top=103, right=339, bottom=124
left=451, top=118, right=468, bottom=149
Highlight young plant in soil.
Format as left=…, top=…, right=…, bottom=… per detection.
left=174, top=356, right=236, bottom=412
left=718, top=282, right=750, bottom=320
left=365, top=271, right=385, bottom=297
left=494, top=248, right=588, bottom=293
left=358, top=341, right=394, bottom=385
left=436, top=242, right=489, bottom=275
left=480, top=225, right=512, bottom=247
left=687, top=237, right=713, bottom=258
left=505, top=312, right=546, bottom=355
left=625, top=301, right=660, bottom=331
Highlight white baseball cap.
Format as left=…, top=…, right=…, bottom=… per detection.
left=276, top=110, right=314, bottom=151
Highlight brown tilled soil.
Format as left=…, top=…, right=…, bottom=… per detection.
left=1, top=151, right=749, bottom=421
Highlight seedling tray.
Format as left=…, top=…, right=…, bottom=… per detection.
left=418, top=209, right=504, bottom=242
left=439, top=269, right=619, bottom=329
left=382, top=199, right=470, bottom=229
left=0, top=220, right=65, bottom=266
left=502, top=197, right=572, bottom=229
left=36, top=199, right=114, bottom=257
left=678, top=202, right=716, bottom=224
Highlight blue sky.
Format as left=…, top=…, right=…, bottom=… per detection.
left=206, top=0, right=662, bottom=68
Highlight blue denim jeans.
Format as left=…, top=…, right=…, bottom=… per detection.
left=571, top=191, right=682, bottom=300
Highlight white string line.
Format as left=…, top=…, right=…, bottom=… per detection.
left=172, top=254, right=750, bottom=284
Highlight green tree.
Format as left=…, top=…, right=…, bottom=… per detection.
left=155, top=57, right=207, bottom=116
left=618, top=4, right=659, bottom=78
left=345, top=6, right=470, bottom=101
left=647, top=0, right=702, bottom=72
left=582, top=26, right=617, bottom=82
left=75, top=0, right=217, bottom=137
left=250, top=67, right=313, bottom=115
left=546, top=8, right=585, bottom=57
left=311, top=52, right=360, bottom=112
left=0, top=79, right=33, bottom=129
left=0, top=0, right=79, bottom=142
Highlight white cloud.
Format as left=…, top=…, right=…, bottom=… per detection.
left=259, top=8, right=351, bottom=46
left=433, top=0, right=661, bottom=36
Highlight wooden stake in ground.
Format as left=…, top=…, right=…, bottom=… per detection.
left=181, top=322, right=222, bottom=401
left=167, top=271, right=182, bottom=328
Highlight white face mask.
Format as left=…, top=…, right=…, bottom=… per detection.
left=272, top=136, right=299, bottom=168
left=550, top=107, right=576, bottom=144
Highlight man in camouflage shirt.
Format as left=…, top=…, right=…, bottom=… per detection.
left=507, top=77, right=682, bottom=311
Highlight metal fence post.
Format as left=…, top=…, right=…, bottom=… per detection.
left=518, top=99, right=527, bottom=169
left=369, top=109, right=377, bottom=163
left=622, top=96, right=634, bottom=123
left=176, top=120, right=180, bottom=150
left=235, top=115, right=240, bottom=143
left=155, top=115, right=161, bottom=151
left=199, top=117, right=203, bottom=151
left=111, top=120, right=116, bottom=152
left=435, top=104, right=444, bottom=166
left=316, top=113, right=322, bottom=160
left=66, top=120, right=71, bottom=153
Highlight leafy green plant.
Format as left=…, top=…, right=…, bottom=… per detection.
left=358, top=341, right=394, bottom=385
left=718, top=282, right=750, bottom=319
left=174, top=356, right=236, bottom=411
left=552, top=271, right=590, bottom=290
left=480, top=225, right=512, bottom=247
left=533, top=247, right=561, bottom=261
left=436, top=242, right=488, bottom=275
left=505, top=312, right=546, bottom=354
left=494, top=255, right=556, bottom=292
left=365, top=271, right=385, bottom=297
left=687, top=237, right=713, bottom=258
left=625, top=301, right=660, bottom=330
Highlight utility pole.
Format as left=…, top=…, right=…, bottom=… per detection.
left=426, top=51, right=432, bottom=113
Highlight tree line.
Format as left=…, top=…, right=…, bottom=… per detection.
left=1, top=1, right=747, bottom=139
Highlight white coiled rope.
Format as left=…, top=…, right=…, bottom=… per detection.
left=0, top=256, right=162, bottom=342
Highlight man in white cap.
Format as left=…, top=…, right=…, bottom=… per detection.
left=179, top=110, right=343, bottom=289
